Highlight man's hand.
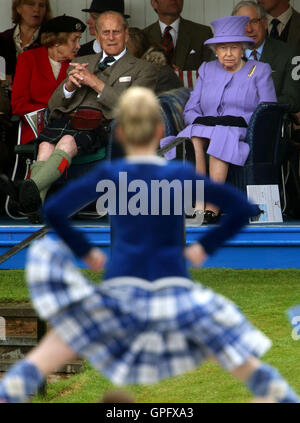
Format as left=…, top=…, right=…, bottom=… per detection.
left=184, top=243, right=208, bottom=267
left=83, top=247, right=107, bottom=271
left=65, top=63, right=89, bottom=92
left=65, top=63, right=105, bottom=94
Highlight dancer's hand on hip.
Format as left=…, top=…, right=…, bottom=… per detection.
left=83, top=248, right=107, bottom=271
left=184, top=243, right=208, bottom=267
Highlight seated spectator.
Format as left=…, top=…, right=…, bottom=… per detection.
left=78, top=0, right=130, bottom=56
left=11, top=15, right=86, bottom=146
left=257, top=0, right=300, bottom=50
left=0, top=11, right=157, bottom=221
left=144, top=0, right=212, bottom=70
left=0, top=86, right=12, bottom=176
left=127, top=27, right=182, bottom=94
left=0, top=87, right=10, bottom=118
left=232, top=1, right=300, bottom=113
left=0, top=0, right=52, bottom=89
left=160, top=16, right=277, bottom=223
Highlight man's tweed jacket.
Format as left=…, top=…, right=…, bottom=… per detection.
left=48, top=51, right=157, bottom=121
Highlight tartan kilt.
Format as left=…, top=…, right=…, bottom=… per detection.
left=35, top=116, right=109, bottom=155
left=26, top=237, right=272, bottom=386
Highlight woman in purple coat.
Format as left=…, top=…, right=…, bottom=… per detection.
left=162, top=16, right=277, bottom=223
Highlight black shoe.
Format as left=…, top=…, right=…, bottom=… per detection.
left=0, top=174, right=19, bottom=201
left=19, top=179, right=41, bottom=214
left=203, top=210, right=220, bottom=224
left=27, top=210, right=43, bottom=224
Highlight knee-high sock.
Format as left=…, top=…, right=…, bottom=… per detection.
left=246, top=363, right=299, bottom=403
left=29, top=161, right=48, bottom=203
left=30, top=150, right=71, bottom=203
left=0, top=360, right=45, bottom=403
left=29, top=160, right=45, bottom=179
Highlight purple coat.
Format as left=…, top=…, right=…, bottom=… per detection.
left=161, top=59, right=277, bottom=165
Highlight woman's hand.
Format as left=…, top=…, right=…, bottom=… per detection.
left=184, top=243, right=208, bottom=267
left=83, top=248, right=107, bottom=272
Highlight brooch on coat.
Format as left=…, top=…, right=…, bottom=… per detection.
left=248, top=65, right=256, bottom=77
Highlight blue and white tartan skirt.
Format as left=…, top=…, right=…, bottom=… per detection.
left=26, top=237, right=271, bottom=386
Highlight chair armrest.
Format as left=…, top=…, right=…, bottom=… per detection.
left=11, top=114, right=21, bottom=123
left=14, top=143, right=36, bottom=155
left=245, top=102, right=290, bottom=165
left=158, top=87, right=191, bottom=137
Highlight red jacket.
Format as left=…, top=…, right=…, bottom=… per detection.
left=11, top=46, right=70, bottom=144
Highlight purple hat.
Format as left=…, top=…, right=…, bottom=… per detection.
left=204, top=16, right=254, bottom=45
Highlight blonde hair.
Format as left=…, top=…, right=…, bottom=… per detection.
left=115, top=87, right=163, bottom=146
left=41, top=32, right=71, bottom=48
left=12, top=0, right=52, bottom=25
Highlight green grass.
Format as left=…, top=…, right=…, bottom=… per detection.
left=1, top=268, right=300, bottom=403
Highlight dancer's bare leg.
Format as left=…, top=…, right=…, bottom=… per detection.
left=27, top=328, right=77, bottom=376
left=230, top=356, right=298, bottom=403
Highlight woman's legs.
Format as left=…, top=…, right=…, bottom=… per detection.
left=191, top=137, right=208, bottom=175
left=191, top=137, right=208, bottom=213
left=205, top=156, right=229, bottom=215
left=0, top=329, right=77, bottom=403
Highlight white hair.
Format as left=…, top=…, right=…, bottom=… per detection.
left=208, top=42, right=251, bottom=54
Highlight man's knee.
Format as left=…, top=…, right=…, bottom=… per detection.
left=56, top=135, right=78, bottom=157
left=37, top=142, right=55, bottom=161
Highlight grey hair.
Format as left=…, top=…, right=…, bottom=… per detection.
left=232, top=0, right=267, bottom=20
left=95, top=10, right=128, bottom=32
left=208, top=42, right=250, bottom=54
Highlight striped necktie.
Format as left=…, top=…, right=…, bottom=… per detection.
left=270, top=18, right=280, bottom=40
left=161, top=26, right=174, bottom=62
left=98, top=56, right=116, bottom=71
left=251, top=49, right=258, bottom=60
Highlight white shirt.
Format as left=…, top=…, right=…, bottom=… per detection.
left=266, top=6, right=293, bottom=36
left=63, top=48, right=127, bottom=99
left=159, top=17, right=180, bottom=47
left=13, top=24, right=39, bottom=55
left=49, top=57, right=62, bottom=80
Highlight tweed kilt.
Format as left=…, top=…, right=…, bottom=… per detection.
left=26, top=237, right=271, bottom=386
left=35, top=116, right=109, bottom=155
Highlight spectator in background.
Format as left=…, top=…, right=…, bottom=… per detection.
left=144, top=0, right=212, bottom=70
left=11, top=16, right=86, bottom=145
left=0, top=0, right=52, bottom=89
left=0, top=87, right=10, bottom=118
left=127, top=27, right=182, bottom=94
left=257, top=0, right=300, bottom=50
left=160, top=16, right=277, bottom=223
left=78, top=0, right=130, bottom=56
left=232, top=1, right=300, bottom=113
left=0, top=86, right=13, bottom=178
